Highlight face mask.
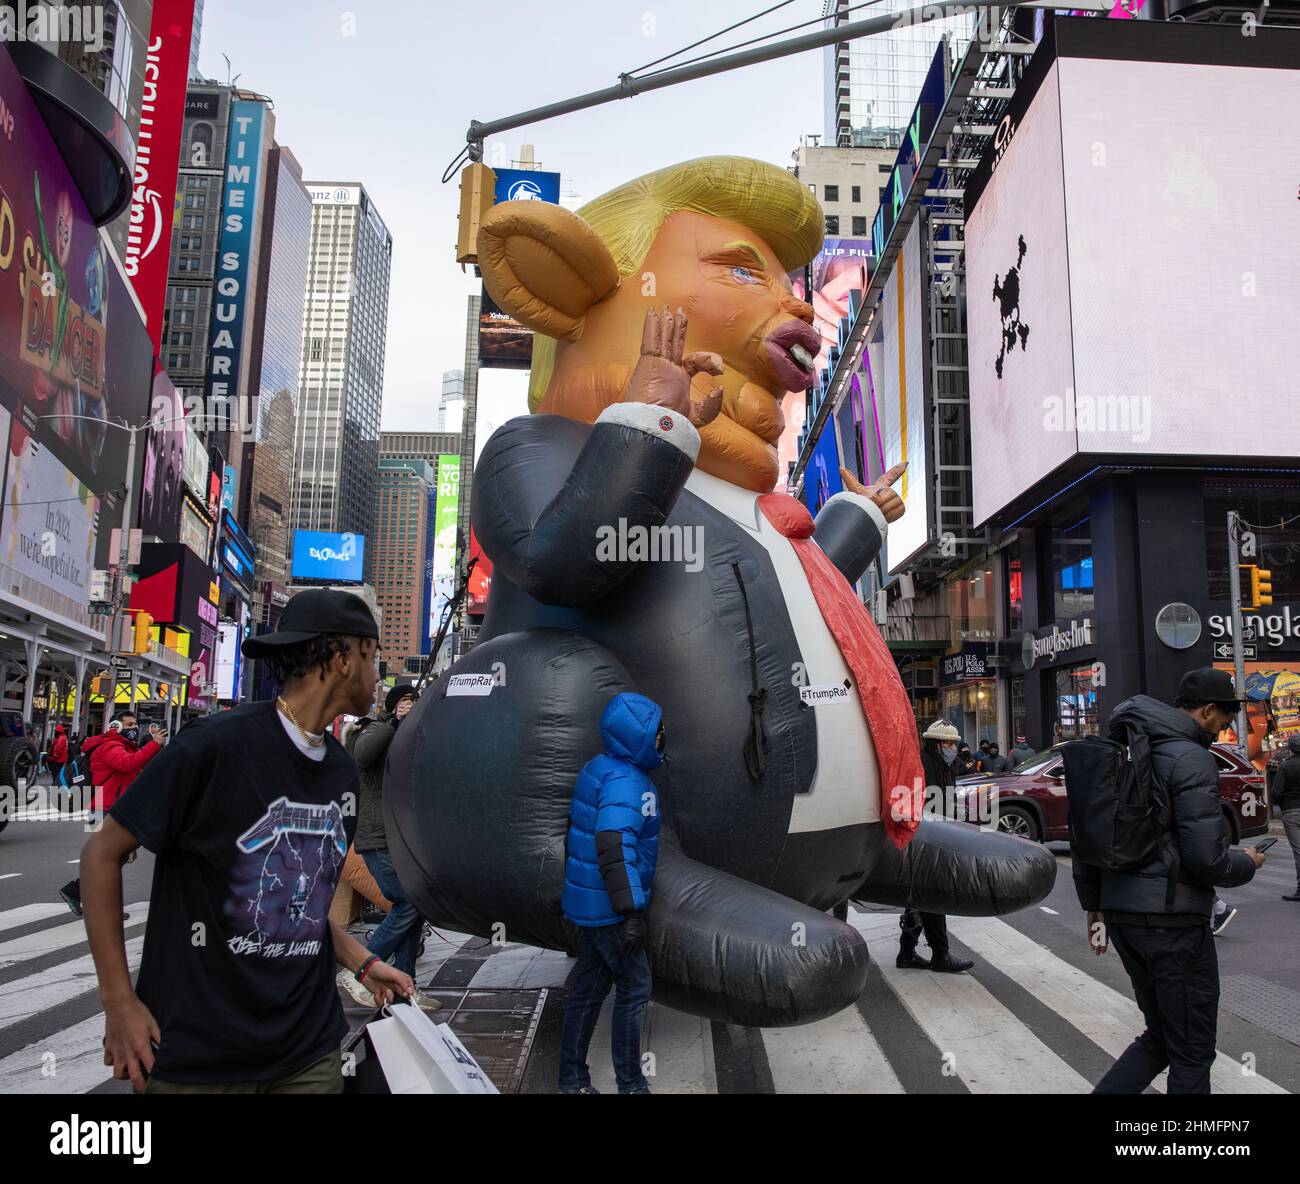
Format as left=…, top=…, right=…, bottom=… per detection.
left=941, top=746, right=958, bottom=765
left=122, top=727, right=139, bottom=743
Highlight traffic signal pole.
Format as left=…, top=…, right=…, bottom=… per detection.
left=465, top=0, right=1014, bottom=149
left=1227, top=510, right=1248, bottom=754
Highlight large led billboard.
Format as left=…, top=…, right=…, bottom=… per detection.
left=802, top=424, right=843, bottom=518
left=0, top=410, right=98, bottom=610
left=0, top=39, right=152, bottom=563
left=871, top=219, right=930, bottom=572
left=965, top=19, right=1300, bottom=525
left=291, top=530, right=365, bottom=583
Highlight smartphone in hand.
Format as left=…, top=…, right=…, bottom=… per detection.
left=1253, top=837, right=1278, bottom=853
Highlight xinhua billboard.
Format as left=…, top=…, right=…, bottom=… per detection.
left=291, top=530, right=365, bottom=583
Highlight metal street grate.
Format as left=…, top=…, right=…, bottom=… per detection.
left=1220, top=975, right=1300, bottom=1048
left=418, top=987, right=548, bottom=1093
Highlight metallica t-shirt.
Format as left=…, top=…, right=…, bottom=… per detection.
left=110, top=699, right=359, bottom=1084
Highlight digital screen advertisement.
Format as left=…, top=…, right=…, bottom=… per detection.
left=139, top=368, right=185, bottom=542
left=0, top=42, right=153, bottom=502
left=291, top=530, right=365, bottom=583
left=965, top=31, right=1300, bottom=525
left=0, top=412, right=98, bottom=610
left=872, top=219, right=930, bottom=572
left=802, top=421, right=843, bottom=517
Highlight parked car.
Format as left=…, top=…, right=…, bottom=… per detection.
left=953, top=742, right=1269, bottom=845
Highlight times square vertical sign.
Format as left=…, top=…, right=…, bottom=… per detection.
left=205, top=100, right=266, bottom=428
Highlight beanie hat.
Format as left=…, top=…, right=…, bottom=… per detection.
left=921, top=720, right=961, bottom=743
left=385, top=684, right=417, bottom=714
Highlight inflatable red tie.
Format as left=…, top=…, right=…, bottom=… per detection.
left=758, top=493, right=923, bottom=849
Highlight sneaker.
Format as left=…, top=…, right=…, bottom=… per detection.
left=560, top=1084, right=601, bottom=1094
left=407, top=988, right=442, bottom=1013
left=337, top=969, right=377, bottom=1007
left=1210, top=906, right=1238, bottom=936
left=59, top=887, right=83, bottom=917
left=1283, top=892, right=1300, bottom=902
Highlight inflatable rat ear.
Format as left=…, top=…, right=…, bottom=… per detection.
left=477, top=201, right=620, bottom=342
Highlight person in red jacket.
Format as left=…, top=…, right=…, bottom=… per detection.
left=48, top=724, right=68, bottom=785
left=59, top=714, right=164, bottom=917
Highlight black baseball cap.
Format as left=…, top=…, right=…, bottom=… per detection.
left=241, top=589, right=379, bottom=658
left=1177, top=667, right=1242, bottom=708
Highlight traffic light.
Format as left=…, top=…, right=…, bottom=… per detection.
left=131, top=611, right=154, bottom=655
left=455, top=162, right=497, bottom=265
left=91, top=675, right=110, bottom=697
left=1251, top=566, right=1273, bottom=609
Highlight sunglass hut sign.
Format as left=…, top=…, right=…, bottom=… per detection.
left=1021, top=618, right=1095, bottom=669
left=1209, top=606, right=1300, bottom=651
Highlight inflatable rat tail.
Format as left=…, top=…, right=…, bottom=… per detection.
left=850, top=818, right=1057, bottom=915
left=647, top=830, right=870, bottom=1028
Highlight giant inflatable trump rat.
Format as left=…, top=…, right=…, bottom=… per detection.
left=386, top=157, right=1054, bottom=1026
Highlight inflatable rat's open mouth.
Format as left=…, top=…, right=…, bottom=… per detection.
left=762, top=318, right=821, bottom=392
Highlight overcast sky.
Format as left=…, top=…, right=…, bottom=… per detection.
left=197, top=0, right=825, bottom=432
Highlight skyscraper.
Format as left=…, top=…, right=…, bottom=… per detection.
left=240, top=145, right=312, bottom=608
left=439, top=370, right=465, bottom=433
left=823, top=0, right=975, bottom=145
left=374, top=459, right=434, bottom=673
left=379, top=431, right=463, bottom=470
left=292, top=183, right=393, bottom=580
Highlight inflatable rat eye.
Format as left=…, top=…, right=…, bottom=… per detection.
left=731, top=266, right=760, bottom=285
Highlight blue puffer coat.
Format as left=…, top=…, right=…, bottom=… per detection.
left=562, top=693, right=662, bottom=927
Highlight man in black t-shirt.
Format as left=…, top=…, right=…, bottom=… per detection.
left=81, top=590, right=419, bottom=1093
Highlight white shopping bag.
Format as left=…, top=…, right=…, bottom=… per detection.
left=366, top=1003, right=500, bottom=1095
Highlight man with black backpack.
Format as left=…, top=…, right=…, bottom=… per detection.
left=1065, top=668, right=1265, bottom=1094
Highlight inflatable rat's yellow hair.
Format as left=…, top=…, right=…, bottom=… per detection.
left=524, top=156, right=823, bottom=411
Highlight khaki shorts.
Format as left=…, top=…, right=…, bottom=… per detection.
left=144, top=1049, right=344, bottom=1094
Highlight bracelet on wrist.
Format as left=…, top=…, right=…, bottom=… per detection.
left=357, top=954, right=380, bottom=983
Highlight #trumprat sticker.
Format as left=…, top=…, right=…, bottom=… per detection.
left=446, top=674, right=495, bottom=697
left=799, top=681, right=853, bottom=706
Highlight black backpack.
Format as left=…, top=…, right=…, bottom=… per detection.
left=58, top=749, right=93, bottom=794
left=1062, top=724, right=1180, bottom=907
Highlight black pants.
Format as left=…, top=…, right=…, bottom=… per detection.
left=1095, top=922, right=1218, bottom=1095
left=899, top=909, right=949, bottom=958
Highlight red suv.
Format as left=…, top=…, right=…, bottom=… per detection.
left=954, top=743, right=1269, bottom=845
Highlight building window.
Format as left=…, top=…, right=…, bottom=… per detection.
left=851, top=185, right=861, bottom=203
left=1054, top=664, right=1100, bottom=742
left=1050, top=507, right=1094, bottom=622
left=825, top=216, right=840, bottom=236
left=879, top=164, right=892, bottom=173
left=824, top=185, right=839, bottom=203
left=852, top=216, right=868, bottom=236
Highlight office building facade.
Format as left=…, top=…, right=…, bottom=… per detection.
left=823, top=0, right=975, bottom=144
left=291, top=183, right=393, bottom=580
left=374, top=459, right=433, bottom=672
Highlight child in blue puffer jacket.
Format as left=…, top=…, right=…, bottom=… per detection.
left=558, top=692, right=663, bottom=1094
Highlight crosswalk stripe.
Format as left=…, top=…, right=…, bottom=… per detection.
left=946, top=916, right=1286, bottom=1094
left=580, top=999, right=717, bottom=1094
left=0, top=1014, right=111, bottom=1095
left=850, top=912, right=1093, bottom=1093
left=465, top=944, right=571, bottom=989
left=0, top=904, right=148, bottom=970
left=762, top=999, right=905, bottom=1094
left=0, top=874, right=21, bottom=881
left=0, top=904, right=67, bottom=934
left=0, top=937, right=145, bottom=1032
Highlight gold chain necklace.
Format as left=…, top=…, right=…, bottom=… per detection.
left=277, top=697, right=324, bottom=748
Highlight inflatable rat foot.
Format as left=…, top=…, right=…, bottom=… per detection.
left=647, top=830, right=870, bottom=1027
left=850, top=819, right=1057, bottom=915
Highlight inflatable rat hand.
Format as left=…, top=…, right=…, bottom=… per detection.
left=623, top=306, right=724, bottom=430
left=841, top=461, right=908, bottom=524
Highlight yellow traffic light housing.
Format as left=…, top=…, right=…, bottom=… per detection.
left=131, top=611, right=154, bottom=655
left=455, top=162, right=497, bottom=265
left=1252, top=567, right=1273, bottom=608
left=1240, top=564, right=1258, bottom=609
left=91, top=675, right=109, bottom=697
